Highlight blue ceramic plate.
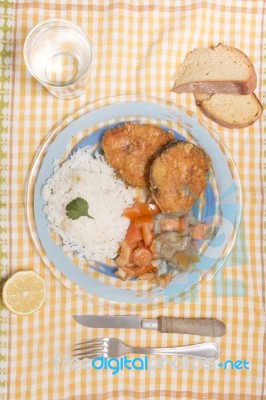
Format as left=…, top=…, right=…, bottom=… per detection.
left=26, top=97, right=241, bottom=305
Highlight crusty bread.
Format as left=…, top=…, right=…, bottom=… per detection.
left=172, top=44, right=257, bottom=95
left=194, top=92, right=263, bottom=128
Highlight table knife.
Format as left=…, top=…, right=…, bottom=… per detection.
left=73, top=315, right=226, bottom=337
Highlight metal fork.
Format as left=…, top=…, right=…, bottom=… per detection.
left=73, top=338, right=220, bottom=360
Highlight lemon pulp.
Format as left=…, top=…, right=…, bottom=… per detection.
left=2, top=271, right=46, bottom=315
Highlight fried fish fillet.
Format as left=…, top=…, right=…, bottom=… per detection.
left=102, top=122, right=174, bottom=188
left=150, top=141, right=210, bottom=212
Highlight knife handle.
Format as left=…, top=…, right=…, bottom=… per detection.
left=157, top=317, right=226, bottom=337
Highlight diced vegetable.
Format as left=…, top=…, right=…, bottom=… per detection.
left=123, top=201, right=160, bottom=220
left=159, top=241, right=181, bottom=261
left=120, top=263, right=154, bottom=278
left=142, top=222, right=153, bottom=247
left=138, top=272, right=155, bottom=281
left=137, top=202, right=160, bottom=216
left=183, top=240, right=201, bottom=263
left=115, top=267, right=129, bottom=280
left=171, top=252, right=191, bottom=270
left=122, top=205, right=141, bottom=220
left=178, top=217, right=187, bottom=230
left=117, top=201, right=210, bottom=287
left=161, top=219, right=181, bottom=232
left=116, top=241, right=132, bottom=268
left=115, top=200, right=159, bottom=279
left=188, top=213, right=198, bottom=226
left=157, top=260, right=168, bottom=276
left=156, top=232, right=190, bottom=251
left=149, top=239, right=159, bottom=258
left=132, top=248, right=152, bottom=267
left=154, top=211, right=186, bottom=235
left=125, top=222, right=143, bottom=246
left=191, top=224, right=210, bottom=240
left=153, top=271, right=172, bottom=288
left=134, top=216, right=153, bottom=225
left=159, top=215, right=190, bottom=236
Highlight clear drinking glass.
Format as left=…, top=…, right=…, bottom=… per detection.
left=24, top=19, right=92, bottom=99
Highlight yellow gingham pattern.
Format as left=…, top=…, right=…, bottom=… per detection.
left=1, top=1, right=265, bottom=399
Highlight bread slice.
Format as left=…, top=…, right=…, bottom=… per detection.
left=194, top=92, right=263, bottom=128
left=172, top=44, right=257, bottom=95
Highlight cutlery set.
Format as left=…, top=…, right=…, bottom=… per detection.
left=73, top=315, right=226, bottom=360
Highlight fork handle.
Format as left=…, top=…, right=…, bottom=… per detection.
left=129, top=342, right=220, bottom=360
left=156, top=317, right=226, bottom=337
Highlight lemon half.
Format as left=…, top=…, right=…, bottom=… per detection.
left=2, top=271, right=46, bottom=315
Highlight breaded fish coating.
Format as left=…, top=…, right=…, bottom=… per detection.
left=102, top=122, right=174, bottom=188
left=150, top=141, right=210, bottom=212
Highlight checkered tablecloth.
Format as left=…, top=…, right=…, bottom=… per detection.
left=0, top=1, right=265, bottom=399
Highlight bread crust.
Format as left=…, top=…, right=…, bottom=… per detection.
left=172, top=44, right=257, bottom=95
left=172, top=79, right=256, bottom=95
left=194, top=93, right=263, bottom=128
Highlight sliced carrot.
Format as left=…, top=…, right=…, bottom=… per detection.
left=123, top=205, right=141, bottom=220
left=123, top=202, right=160, bottom=220
left=132, top=247, right=152, bottom=267
left=136, top=240, right=145, bottom=248
left=192, top=224, right=210, bottom=240
left=120, top=200, right=159, bottom=277
left=125, top=222, right=143, bottom=246
left=142, top=222, right=153, bottom=248
left=134, top=216, right=153, bottom=225
left=137, top=202, right=160, bottom=217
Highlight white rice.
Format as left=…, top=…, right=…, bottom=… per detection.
left=41, top=147, right=136, bottom=261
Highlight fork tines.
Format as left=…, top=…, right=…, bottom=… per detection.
left=73, top=338, right=108, bottom=359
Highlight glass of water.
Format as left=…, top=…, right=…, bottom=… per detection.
left=24, top=19, right=92, bottom=99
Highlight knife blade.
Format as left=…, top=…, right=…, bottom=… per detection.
left=73, top=315, right=226, bottom=337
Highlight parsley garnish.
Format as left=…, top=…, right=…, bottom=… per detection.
left=65, top=197, right=93, bottom=220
